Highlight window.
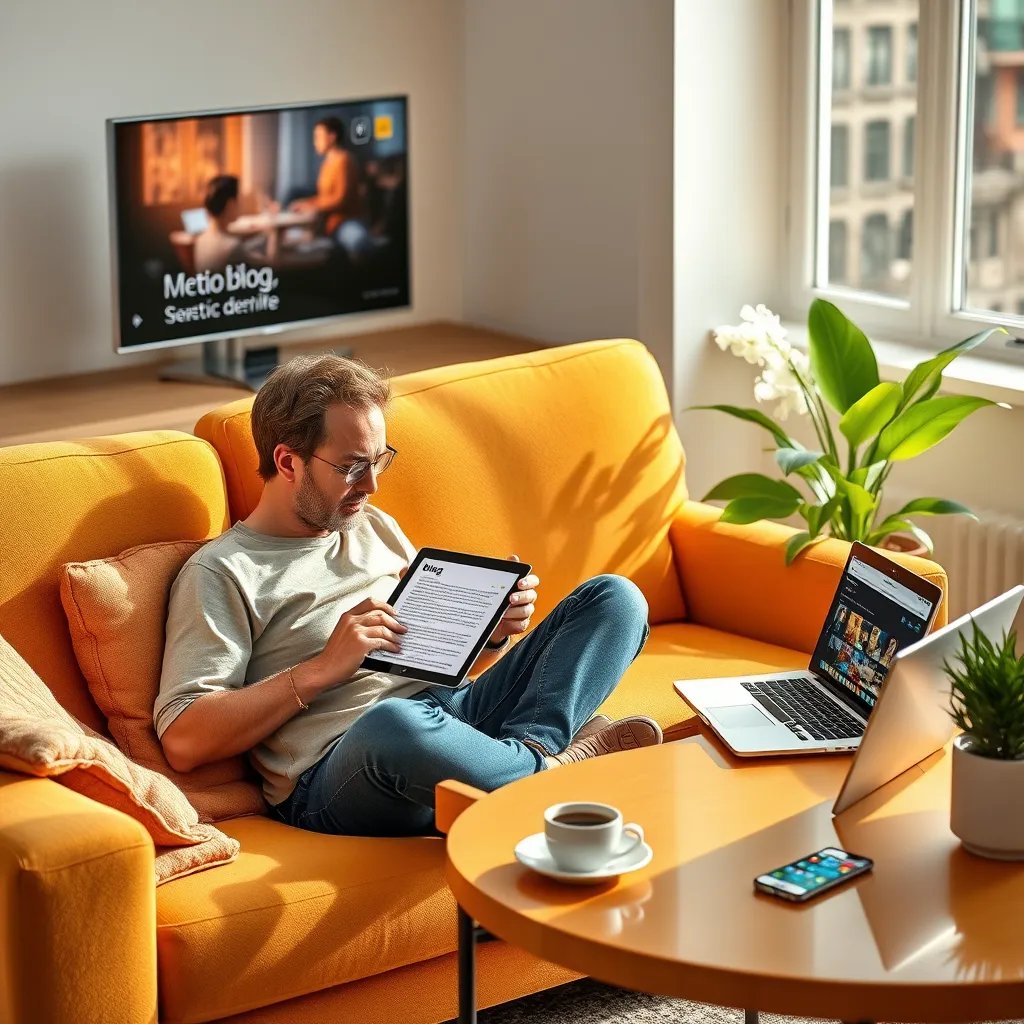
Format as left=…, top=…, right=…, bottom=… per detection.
left=866, top=26, right=893, bottom=86
left=864, top=121, right=891, bottom=182
left=788, top=1, right=1024, bottom=354
left=829, top=219, right=848, bottom=282
left=831, top=124, right=849, bottom=188
left=898, top=209, right=913, bottom=261
left=862, top=213, right=891, bottom=285
left=833, top=27, right=851, bottom=90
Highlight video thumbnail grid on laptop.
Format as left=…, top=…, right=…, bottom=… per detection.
left=810, top=555, right=935, bottom=712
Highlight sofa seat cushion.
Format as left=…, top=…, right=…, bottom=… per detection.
left=596, top=622, right=808, bottom=740
left=155, top=815, right=456, bottom=1024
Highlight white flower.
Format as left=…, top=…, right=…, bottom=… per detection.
left=714, top=304, right=812, bottom=420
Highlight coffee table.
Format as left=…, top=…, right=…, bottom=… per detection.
left=445, top=736, right=1024, bottom=1023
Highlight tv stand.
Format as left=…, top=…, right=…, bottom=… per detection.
left=158, top=337, right=352, bottom=392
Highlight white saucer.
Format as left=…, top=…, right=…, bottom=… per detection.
left=513, top=832, right=653, bottom=884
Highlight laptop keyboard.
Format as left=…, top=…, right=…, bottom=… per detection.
left=740, top=678, right=864, bottom=742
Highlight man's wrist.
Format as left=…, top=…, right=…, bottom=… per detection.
left=484, top=635, right=510, bottom=652
left=290, top=660, right=324, bottom=703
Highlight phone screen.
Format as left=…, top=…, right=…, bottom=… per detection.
left=755, top=847, right=872, bottom=901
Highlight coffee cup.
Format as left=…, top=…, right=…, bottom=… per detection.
left=543, top=801, right=645, bottom=873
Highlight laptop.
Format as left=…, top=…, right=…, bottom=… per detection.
left=832, top=584, right=1024, bottom=815
left=181, top=207, right=209, bottom=234
left=675, top=541, right=943, bottom=756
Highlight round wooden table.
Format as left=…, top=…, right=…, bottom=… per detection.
left=445, top=736, right=1024, bottom=1023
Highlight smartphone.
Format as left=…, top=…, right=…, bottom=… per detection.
left=754, top=847, right=873, bottom=903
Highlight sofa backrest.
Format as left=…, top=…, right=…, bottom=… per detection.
left=194, top=339, right=690, bottom=625
left=0, top=432, right=230, bottom=730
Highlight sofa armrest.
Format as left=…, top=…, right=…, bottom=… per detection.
left=0, top=771, right=158, bottom=1024
left=670, top=501, right=948, bottom=654
left=435, top=779, right=487, bottom=835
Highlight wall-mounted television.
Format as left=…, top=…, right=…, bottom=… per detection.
left=107, top=95, right=410, bottom=378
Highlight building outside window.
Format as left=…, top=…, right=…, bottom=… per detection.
left=862, top=212, right=890, bottom=284
left=834, top=27, right=852, bottom=90
left=904, top=115, right=915, bottom=179
left=907, top=22, right=918, bottom=84
left=865, top=120, right=891, bottom=182
left=829, top=219, right=849, bottom=282
left=866, top=25, right=893, bottom=86
left=831, top=124, right=849, bottom=188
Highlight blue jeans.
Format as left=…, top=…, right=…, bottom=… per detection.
left=269, top=574, right=650, bottom=837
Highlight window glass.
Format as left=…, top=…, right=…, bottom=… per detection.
left=819, top=2, right=917, bottom=299
left=962, top=3, right=1024, bottom=315
left=867, top=25, right=893, bottom=86
left=831, top=124, right=849, bottom=188
left=865, top=120, right=891, bottom=181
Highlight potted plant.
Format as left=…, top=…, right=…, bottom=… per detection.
left=945, top=623, right=1024, bottom=860
left=696, top=300, right=1007, bottom=563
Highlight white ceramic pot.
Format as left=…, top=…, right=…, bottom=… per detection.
left=950, top=734, right=1024, bottom=860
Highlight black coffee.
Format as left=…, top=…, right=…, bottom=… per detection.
left=553, top=811, right=614, bottom=827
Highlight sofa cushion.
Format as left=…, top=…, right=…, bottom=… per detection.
left=0, top=432, right=231, bottom=734
left=58, top=540, right=267, bottom=823
left=155, top=816, right=457, bottom=1024
left=597, top=622, right=808, bottom=740
left=0, top=633, right=239, bottom=886
left=194, top=339, right=690, bottom=626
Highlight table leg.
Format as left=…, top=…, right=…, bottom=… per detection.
left=744, top=1010, right=758, bottom=1024
left=458, top=904, right=477, bottom=1024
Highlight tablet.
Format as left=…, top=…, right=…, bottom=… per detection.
left=361, top=547, right=532, bottom=687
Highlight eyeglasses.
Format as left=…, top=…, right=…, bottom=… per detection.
left=310, top=445, right=397, bottom=485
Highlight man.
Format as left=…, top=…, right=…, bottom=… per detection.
left=154, top=355, right=661, bottom=837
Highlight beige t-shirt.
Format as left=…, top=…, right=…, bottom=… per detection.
left=154, top=506, right=431, bottom=806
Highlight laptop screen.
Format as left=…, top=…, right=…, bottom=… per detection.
left=811, top=554, right=936, bottom=714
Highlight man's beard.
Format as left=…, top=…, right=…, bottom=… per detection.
left=294, top=471, right=366, bottom=534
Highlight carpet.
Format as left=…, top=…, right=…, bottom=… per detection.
left=450, top=978, right=1024, bottom=1024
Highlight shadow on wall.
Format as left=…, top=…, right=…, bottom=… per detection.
left=0, top=159, right=102, bottom=383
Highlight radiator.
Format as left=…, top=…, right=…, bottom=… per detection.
left=925, top=511, right=1024, bottom=621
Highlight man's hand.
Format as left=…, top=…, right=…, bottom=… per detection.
left=306, top=597, right=408, bottom=690
left=489, top=554, right=539, bottom=645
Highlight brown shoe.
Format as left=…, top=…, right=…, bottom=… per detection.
left=548, top=716, right=663, bottom=767
left=571, top=714, right=612, bottom=744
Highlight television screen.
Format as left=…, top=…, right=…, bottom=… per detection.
left=108, top=96, right=410, bottom=352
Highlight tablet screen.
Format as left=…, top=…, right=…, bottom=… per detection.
left=366, top=549, right=527, bottom=683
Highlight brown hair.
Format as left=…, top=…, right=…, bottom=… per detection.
left=250, top=354, right=390, bottom=480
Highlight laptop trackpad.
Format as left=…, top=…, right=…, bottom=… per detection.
left=709, top=705, right=773, bottom=729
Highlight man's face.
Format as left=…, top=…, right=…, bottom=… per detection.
left=294, top=403, right=386, bottom=534
left=313, top=124, right=334, bottom=156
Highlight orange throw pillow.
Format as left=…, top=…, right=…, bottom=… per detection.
left=59, top=540, right=266, bottom=823
left=0, top=633, right=238, bottom=885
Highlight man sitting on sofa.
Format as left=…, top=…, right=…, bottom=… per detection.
left=154, top=355, right=661, bottom=837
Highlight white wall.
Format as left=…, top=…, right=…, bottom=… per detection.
left=673, top=0, right=789, bottom=500
left=0, top=0, right=463, bottom=386
left=461, top=0, right=674, bottom=380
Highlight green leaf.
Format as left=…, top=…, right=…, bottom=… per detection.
left=905, top=521, right=935, bottom=554
left=838, top=382, right=903, bottom=448
left=785, top=531, right=817, bottom=565
left=895, top=497, right=978, bottom=519
left=804, top=496, right=841, bottom=536
left=876, top=396, right=1003, bottom=462
left=689, top=405, right=794, bottom=447
left=807, top=298, right=880, bottom=413
left=867, top=516, right=912, bottom=546
left=901, top=328, right=1003, bottom=409
left=775, top=447, right=824, bottom=475
left=703, top=473, right=803, bottom=504
left=719, top=496, right=803, bottom=526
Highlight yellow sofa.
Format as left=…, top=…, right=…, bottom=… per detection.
left=0, top=339, right=947, bottom=1023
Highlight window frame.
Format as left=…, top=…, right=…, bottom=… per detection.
left=784, top=0, right=1022, bottom=363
